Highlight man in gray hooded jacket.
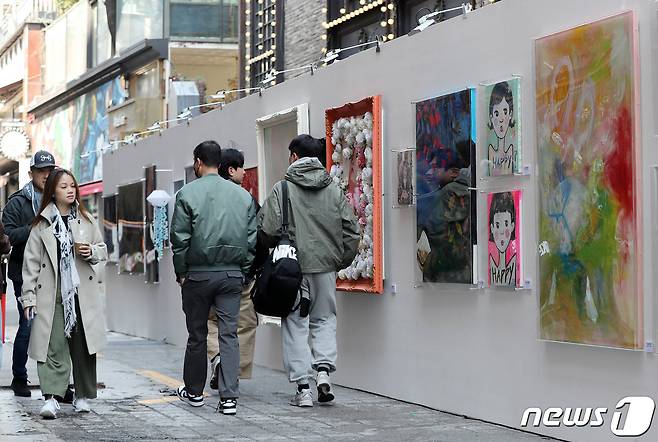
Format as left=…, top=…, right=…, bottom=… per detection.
left=259, top=134, right=359, bottom=407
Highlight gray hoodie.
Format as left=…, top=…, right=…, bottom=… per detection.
left=259, top=157, right=360, bottom=274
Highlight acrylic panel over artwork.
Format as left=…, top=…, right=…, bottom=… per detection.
left=416, top=89, right=476, bottom=284
left=535, top=11, right=642, bottom=349
left=487, top=190, right=522, bottom=287
left=485, top=78, right=521, bottom=176
left=397, top=150, right=414, bottom=206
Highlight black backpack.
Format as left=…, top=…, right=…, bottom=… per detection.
left=251, top=181, right=303, bottom=318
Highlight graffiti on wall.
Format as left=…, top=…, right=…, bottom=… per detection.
left=30, top=77, right=127, bottom=184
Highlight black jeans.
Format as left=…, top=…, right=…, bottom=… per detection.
left=182, top=271, right=242, bottom=398
left=12, top=281, right=31, bottom=380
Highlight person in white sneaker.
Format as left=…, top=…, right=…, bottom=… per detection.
left=40, top=396, right=60, bottom=419
left=259, top=135, right=359, bottom=407
left=21, top=169, right=108, bottom=419
left=73, top=396, right=91, bottom=413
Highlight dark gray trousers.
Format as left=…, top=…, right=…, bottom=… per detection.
left=182, top=271, right=242, bottom=398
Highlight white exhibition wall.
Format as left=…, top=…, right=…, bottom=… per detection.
left=102, top=0, right=658, bottom=439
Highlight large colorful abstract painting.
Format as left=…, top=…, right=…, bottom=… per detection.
left=485, top=78, right=521, bottom=176
left=415, top=89, right=476, bottom=284
left=487, top=190, right=522, bottom=287
left=535, top=12, right=642, bottom=349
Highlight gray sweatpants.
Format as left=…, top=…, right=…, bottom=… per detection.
left=282, top=272, right=337, bottom=385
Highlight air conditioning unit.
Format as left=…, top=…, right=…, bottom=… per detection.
left=168, top=81, right=200, bottom=123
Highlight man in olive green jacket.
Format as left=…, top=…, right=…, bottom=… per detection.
left=259, top=134, right=359, bottom=407
left=171, top=140, right=256, bottom=415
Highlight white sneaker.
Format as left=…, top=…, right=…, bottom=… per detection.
left=290, top=388, right=313, bottom=407
left=316, top=371, right=335, bottom=403
left=177, top=385, right=204, bottom=407
left=40, top=397, right=60, bottom=419
left=73, top=397, right=91, bottom=413
left=219, top=398, right=237, bottom=415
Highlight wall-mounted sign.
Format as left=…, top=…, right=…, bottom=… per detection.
left=0, top=127, right=30, bottom=160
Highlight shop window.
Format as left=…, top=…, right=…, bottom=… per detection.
left=93, top=0, right=112, bottom=66
left=326, top=0, right=394, bottom=60
left=116, top=0, right=164, bottom=53
left=398, top=0, right=469, bottom=34
left=170, top=0, right=238, bottom=42
left=134, top=64, right=160, bottom=99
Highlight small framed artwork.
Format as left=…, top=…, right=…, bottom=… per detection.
left=484, top=77, right=521, bottom=176
left=392, top=149, right=415, bottom=207
left=487, top=190, right=522, bottom=288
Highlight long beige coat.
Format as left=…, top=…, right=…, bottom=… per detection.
left=20, top=203, right=108, bottom=362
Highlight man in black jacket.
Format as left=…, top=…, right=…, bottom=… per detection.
left=2, top=150, right=55, bottom=397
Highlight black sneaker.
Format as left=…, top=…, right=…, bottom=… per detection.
left=11, top=378, right=31, bottom=397
left=218, top=398, right=237, bottom=415
left=59, top=386, right=75, bottom=404
left=177, top=386, right=204, bottom=407
left=209, top=355, right=220, bottom=390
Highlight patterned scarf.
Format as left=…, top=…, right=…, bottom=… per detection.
left=51, top=205, right=80, bottom=337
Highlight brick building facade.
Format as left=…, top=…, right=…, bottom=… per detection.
left=239, top=0, right=498, bottom=91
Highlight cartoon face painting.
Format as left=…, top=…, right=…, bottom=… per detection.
left=488, top=191, right=521, bottom=287
left=491, top=96, right=511, bottom=139
left=491, top=210, right=514, bottom=253
left=486, top=79, right=520, bottom=176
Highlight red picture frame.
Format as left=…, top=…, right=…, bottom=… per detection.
left=325, top=96, right=384, bottom=294
left=242, top=167, right=259, bottom=202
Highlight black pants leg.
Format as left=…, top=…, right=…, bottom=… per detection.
left=182, top=272, right=214, bottom=396
left=12, top=282, right=31, bottom=380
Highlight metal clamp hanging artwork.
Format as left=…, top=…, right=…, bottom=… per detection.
left=146, top=190, right=172, bottom=261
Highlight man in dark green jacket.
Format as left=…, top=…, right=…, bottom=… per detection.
left=259, top=135, right=359, bottom=407
left=171, top=141, right=256, bottom=415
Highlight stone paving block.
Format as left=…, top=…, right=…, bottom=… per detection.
left=0, top=332, right=557, bottom=441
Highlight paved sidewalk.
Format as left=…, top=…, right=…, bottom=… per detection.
left=1, top=296, right=556, bottom=441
